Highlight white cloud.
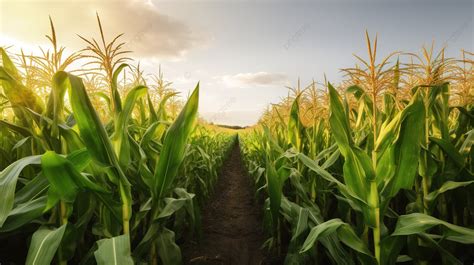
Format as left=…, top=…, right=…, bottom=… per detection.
left=200, top=110, right=261, bottom=126
left=220, top=72, right=288, bottom=87
left=0, top=0, right=204, bottom=60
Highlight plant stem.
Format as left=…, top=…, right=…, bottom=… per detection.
left=362, top=225, right=369, bottom=245
left=277, top=218, right=281, bottom=257
left=421, top=176, right=430, bottom=214
left=122, top=203, right=130, bottom=234
left=151, top=242, right=158, bottom=265
left=311, top=178, right=316, bottom=201
left=119, top=181, right=131, bottom=235
left=60, top=201, right=68, bottom=225
left=422, top=97, right=430, bottom=214
left=371, top=84, right=381, bottom=263
left=59, top=201, right=68, bottom=265
left=370, top=180, right=381, bottom=264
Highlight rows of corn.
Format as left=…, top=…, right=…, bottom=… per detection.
left=0, top=17, right=236, bottom=264
left=240, top=33, right=474, bottom=264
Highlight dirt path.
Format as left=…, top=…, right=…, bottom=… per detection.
left=182, top=142, right=266, bottom=265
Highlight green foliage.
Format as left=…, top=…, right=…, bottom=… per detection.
left=240, top=75, right=473, bottom=264
left=0, top=43, right=235, bottom=264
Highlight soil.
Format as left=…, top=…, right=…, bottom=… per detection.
left=182, top=142, right=269, bottom=265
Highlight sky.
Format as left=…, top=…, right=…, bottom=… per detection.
left=1, top=0, right=473, bottom=126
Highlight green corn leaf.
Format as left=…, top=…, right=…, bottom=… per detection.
left=153, top=83, right=199, bottom=199
left=297, top=152, right=368, bottom=208
left=459, top=129, right=473, bottom=156
left=41, top=151, right=108, bottom=211
left=25, top=224, right=67, bottom=265
left=156, top=227, right=182, bottom=265
left=374, top=107, right=405, bottom=158
left=0, top=49, right=43, bottom=114
left=14, top=173, right=48, bottom=205
left=392, top=213, right=474, bottom=244
left=54, top=71, right=132, bottom=221
left=94, top=91, right=112, bottom=113
left=147, top=94, right=158, bottom=124
left=53, top=71, right=119, bottom=169
left=328, top=83, right=374, bottom=200
left=174, top=188, right=198, bottom=229
left=58, top=124, right=85, bottom=152
left=389, top=93, right=424, bottom=189
left=346, top=85, right=374, bottom=118
left=288, top=95, right=302, bottom=150
left=111, top=63, right=129, bottom=114
left=429, top=136, right=465, bottom=168
left=0, top=48, right=21, bottom=79
left=416, top=233, right=463, bottom=265
left=44, top=68, right=67, bottom=137
left=343, top=148, right=375, bottom=196
left=133, top=222, right=161, bottom=258
left=380, top=92, right=425, bottom=200
left=12, top=136, right=31, bottom=151
left=42, top=151, right=80, bottom=204
left=157, top=92, right=179, bottom=121
left=0, top=119, right=33, bottom=136
left=0, top=155, right=41, bottom=226
left=112, top=85, right=147, bottom=167
left=328, top=82, right=353, bottom=149
left=300, top=219, right=376, bottom=264
left=263, top=125, right=285, bottom=155
left=291, top=207, right=309, bottom=241
left=426, top=180, right=474, bottom=202
left=94, top=234, right=134, bottom=265
left=380, top=235, right=404, bottom=265
left=156, top=197, right=188, bottom=220
left=66, top=148, right=92, bottom=172
left=44, top=151, right=107, bottom=192
left=0, top=196, right=47, bottom=232
left=266, top=158, right=283, bottom=230
left=280, top=197, right=354, bottom=265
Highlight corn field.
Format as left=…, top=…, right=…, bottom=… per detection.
left=0, top=16, right=235, bottom=264
left=240, top=33, right=474, bottom=264
left=1, top=12, right=473, bottom=265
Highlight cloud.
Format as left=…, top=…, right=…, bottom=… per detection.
left=221, top=72, right=288, bottom=87
left=200, top=110, right=261, bottom=126
left=0, top=0, right=204, bottom=59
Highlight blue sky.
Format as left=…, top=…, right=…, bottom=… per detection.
left=1, top=0, right=473, bottom=125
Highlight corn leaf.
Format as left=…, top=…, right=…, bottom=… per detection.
left=111, top=63, right=129, bottom=114
left=288, top=96, right=302, bottom=150
left=425, top=180, right=474, bottom=202
left=266, top=158, right=283, bottom=230
left=156, top=227, right=182, bottom=265
left=300, top=218, right=376, bottom=264
left=392, top=213, right=474, bottom=244
left=153, top=83, right=199, bottom=199
left=94, top=234, right=134, bottom=265
left=112, top=85, right=147, bottom=167
left=429, top=137, right=465, bottom=168
left=0, top=155, right=41, bottom=226
left=328, top=83, right=375, bottom=225
left=53, top=71, right=119, bottom=169
left=380, top=93, right=425, bottom=200
left=0, top=196, right=47, bottom=232
left=42, top=151, right=80, bottom=204
left=25, top=224, right=67, bottom=265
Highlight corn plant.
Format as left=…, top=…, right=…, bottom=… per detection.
left=0, top=16, right=235, bottom=265
left=240, top=33, right=474, bottom=264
